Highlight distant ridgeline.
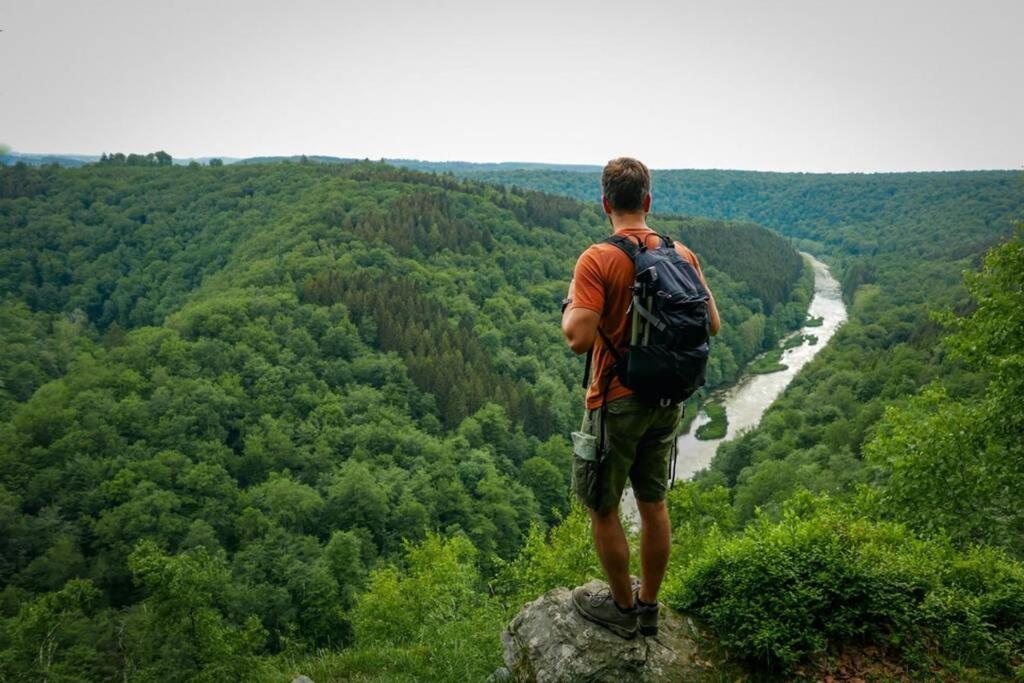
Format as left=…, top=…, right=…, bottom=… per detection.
left=435, top=166, right=1023, bottom=279
left=0, top=160, right=809, bottom=680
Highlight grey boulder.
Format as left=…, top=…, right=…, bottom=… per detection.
left=500, top=580, right=724, bottom=682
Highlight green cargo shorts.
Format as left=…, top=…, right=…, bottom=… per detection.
left=572, top=394, right=683, bottom=515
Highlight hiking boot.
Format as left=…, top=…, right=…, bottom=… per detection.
left=633, top=585, right=659, bottom=637
left=571, top=583, right=638, bottom=639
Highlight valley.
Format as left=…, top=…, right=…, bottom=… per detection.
left=0, top=158, right=1021, bottom=681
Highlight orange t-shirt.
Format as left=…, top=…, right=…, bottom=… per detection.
left=572, top=227, right=709, bottom=409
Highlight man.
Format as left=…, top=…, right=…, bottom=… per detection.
left=560, top=157, right=721, bottom=638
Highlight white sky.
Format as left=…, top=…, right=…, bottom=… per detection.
left=1, top=0, right=1021, bottom=171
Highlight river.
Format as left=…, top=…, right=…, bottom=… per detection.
left=620, top=253, right=848, bottom=525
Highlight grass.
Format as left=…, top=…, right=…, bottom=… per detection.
left=695, top=402, right=728, bottom=440
left=805, top=315, right=824, bottom=327
left=261, top=648, right=425, bottom=682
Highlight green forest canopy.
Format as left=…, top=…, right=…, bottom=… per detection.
left=2, top=159, right=1021, bottom=680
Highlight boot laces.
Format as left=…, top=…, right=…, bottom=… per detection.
left=588, top=586, right=615, bottom=608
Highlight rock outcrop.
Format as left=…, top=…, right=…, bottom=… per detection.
left=497, top=580, right=725, bottom=682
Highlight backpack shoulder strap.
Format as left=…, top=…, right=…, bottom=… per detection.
left=603, top=234, right=642, bottom=260
left=578, top=235, right=639, bottom=391
left=580, top=326, right=623, bottom=390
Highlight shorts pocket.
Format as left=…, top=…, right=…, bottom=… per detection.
left=571, top=430, right=600, bottom=508
left=572, top=453, right=600, bottom=509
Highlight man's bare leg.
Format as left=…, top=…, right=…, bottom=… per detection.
left=636, top=499, right=671, bottom=603
left=588, top=506, right=635, bottom=609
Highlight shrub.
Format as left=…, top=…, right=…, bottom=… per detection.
left=670, top=495, right=1024, bottom=675
left=347, top=533, right=504, bottom=680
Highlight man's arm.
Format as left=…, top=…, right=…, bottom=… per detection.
left=704, top=286, right=722, bottom=336
left=561, top=278, right=600, bottom=354
left=678, top=245, right=721, bottom=336
left=563, top=250, right=605, bottom=354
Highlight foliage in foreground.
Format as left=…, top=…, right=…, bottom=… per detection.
left=265, top=533, right=509, bottom=682
left=261, top=508, right=599, bottom=682
left=273, top=488, right=1024, bottom=681
left=669, top=494, right=1024, bottom=676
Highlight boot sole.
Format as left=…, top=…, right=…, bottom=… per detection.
left=639, top=625, right=658, bottom=636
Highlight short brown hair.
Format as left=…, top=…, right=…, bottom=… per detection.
left=601, top=157, right=651, bottom=212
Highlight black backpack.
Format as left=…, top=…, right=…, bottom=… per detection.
left=583, top=233, right=711, bottom=408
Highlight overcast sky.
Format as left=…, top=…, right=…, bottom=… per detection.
left=1, top=0, right=1021, bottom=171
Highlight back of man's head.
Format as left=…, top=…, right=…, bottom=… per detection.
left=601, top=157, right=651, bottom=213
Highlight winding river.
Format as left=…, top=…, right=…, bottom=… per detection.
left=621, top=253, right=848, bottom=524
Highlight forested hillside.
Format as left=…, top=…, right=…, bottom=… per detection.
left=0, top=161, right=809, bottom=680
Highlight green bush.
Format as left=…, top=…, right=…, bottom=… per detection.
left=661, top=481, right=737, bottom=581
left=495, top=503, right=599, bottom=609
left=341, top=533, right=504, bottom=680
left=670, top=495, right=1024, bottom=675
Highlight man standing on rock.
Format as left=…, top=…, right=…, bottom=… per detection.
left=560, top=157, right=721, bottom=638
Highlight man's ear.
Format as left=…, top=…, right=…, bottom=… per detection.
left=601, top=195, right=612, bottom=215
left=643, top=192, right=652, bottom=213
